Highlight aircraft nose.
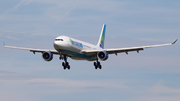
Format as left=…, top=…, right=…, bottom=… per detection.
left=54, top=41, right=58, bottom=45
left=54, top=41, right=60, bottom=49
left=53, top=40, right=69, bottom=50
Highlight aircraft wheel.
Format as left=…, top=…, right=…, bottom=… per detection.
left=66, top=62, right=69, bottom=66
left=62, top=62, right=64, bottom=66
left=99, top=65, right=102, bottom=69
left=95, top=65, right=98, bottom=69
left=67, top=65, right=70, bottom=70
left=94, top=61, right=102, bottom=69
left=62, top=62, right=65, bottom=67
left=94, top=62, right=97, bottom=66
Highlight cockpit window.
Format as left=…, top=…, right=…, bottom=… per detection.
left=55, top=39, right=63, bottom=41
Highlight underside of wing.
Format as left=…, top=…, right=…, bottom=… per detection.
left=4, top=45, right=59, bottom=55
left=82, top=39, right=178, bottom=55
left=81, top=47, right=144, bottom=55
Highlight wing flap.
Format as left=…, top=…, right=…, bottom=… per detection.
left=105, top=48, right=144, bottom=54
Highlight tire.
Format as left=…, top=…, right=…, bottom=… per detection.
left=66, top=62, right=69, bottom=66
left=99, top=65, right=102, bottom=69
left=94, top=62, right=97, bottom=66
left=62, top=62, right=65, bottom=66
left=64, top=67, right=66, bottom=70
left=68, top=65, right=70, bottom=70
left=95, top=66, right=98, bottom=69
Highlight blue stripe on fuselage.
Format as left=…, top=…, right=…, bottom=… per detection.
left=57, top=49, right=96, bottom=61
left=70, top=39, right=83, bottom=48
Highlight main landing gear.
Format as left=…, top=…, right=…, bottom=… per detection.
left=59, top=55, right=102, bottom=70
left=59, top=55, right=70, bottom=70
left=94, top=60, right=102, bottom=69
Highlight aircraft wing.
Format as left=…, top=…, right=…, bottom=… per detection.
left=3, top=44, right=59, bottom=55
left=82, top=39, right=178, bottom=55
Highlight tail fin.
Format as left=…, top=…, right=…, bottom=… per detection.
left=2, top=42, right=5, bottom=46
left=97, top=24, right=106, bottom=49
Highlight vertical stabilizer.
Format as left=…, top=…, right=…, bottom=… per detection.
left=97, top=24, right=106, bottom=49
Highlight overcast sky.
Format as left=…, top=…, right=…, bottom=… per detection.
left=0, top=0, right=180, bottom=101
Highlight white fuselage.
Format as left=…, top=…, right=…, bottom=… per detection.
left=53, top=36, right=102, bottom=61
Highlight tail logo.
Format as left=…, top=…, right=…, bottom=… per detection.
left=99, top=36, right=104, bottom=48
left=2, top=42, right=5, bottom=46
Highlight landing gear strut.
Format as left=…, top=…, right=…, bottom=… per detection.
left=60, top=55, right=70, bottom=70
left=59, top=54, right=64, bottom=60
left=94, top=60, right=102, bottom=69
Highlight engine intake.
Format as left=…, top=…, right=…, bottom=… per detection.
left=97, top=51, right=108, bottom=61
left=42, top=51, right=53, bottom=61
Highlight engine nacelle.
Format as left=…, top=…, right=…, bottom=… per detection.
left=97, top=51, right=108, bottom=61
left=42, top=51, right=53, bottom=61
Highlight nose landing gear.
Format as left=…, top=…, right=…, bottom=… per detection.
left=60, top=55, right=70, bottom=70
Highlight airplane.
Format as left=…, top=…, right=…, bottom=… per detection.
left=3, top=24, right=178, bottom=70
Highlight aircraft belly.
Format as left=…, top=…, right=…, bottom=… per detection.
left=57, top=48, right=96, bottom=61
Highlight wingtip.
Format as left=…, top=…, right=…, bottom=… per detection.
left=172, top=39, right=178, bottom=44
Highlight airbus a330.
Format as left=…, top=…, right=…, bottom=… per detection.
left=3, top=24, right=178, bottom=70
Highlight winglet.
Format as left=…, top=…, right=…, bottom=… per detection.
left=2, top=42, right=5, bottom=46
left=172, top=39, right=178, bottom=44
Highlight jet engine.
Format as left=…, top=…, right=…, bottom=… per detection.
left=42, top=51, right=53, bottom=61
left=97, top=51, right=108, bottom=61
